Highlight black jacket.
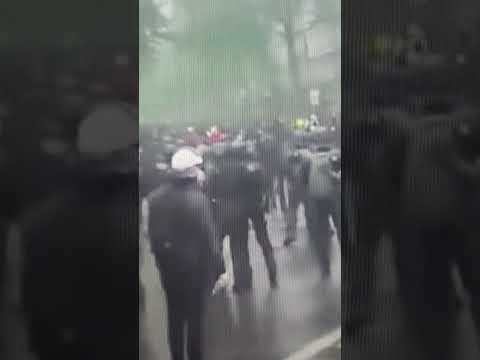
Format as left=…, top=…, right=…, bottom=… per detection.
left=148, top=179, right=223, bottom=293
left=204, top=156, right=267, bottom=232
left=21, top=174, right=138, bottom=359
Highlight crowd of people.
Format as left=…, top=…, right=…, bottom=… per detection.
left=140, top=118, right=341, bottom=360
left=342, top=76, right=480, bottom=358
left=0, top=50, right=139, bottom=360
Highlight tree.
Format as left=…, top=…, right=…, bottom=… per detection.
left=251, top=0, right=339, bottom=118
left=257, top=0, right=339, bottom=89
left=140, top=0, right=276, bottom=128
left=140, top=0, right=171, bottom=73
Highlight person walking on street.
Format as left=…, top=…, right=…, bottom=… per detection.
left=148, top=147, right=223, bottom=360
left=304, top=147, right=341, bottom=278
left=283, top=149, right=310, bottom=246
left=205, top=144, right=278, bottom=294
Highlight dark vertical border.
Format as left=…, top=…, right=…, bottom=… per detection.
left=0, top=1, right=139, bottom=359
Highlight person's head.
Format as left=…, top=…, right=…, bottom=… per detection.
left=76, top=102, right=138, bottom=176
left=171, top=147, right=204, bottom=184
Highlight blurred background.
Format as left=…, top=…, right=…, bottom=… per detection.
left=140, top=0, right=340, bottom=129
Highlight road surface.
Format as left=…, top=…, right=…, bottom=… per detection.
left=140, top=205, right=341, bottom=360
left=1, top=205, right=341, bottom=360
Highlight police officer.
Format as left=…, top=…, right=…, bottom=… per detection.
left=283, top=147, right=310, bottom=247
left=148, top=147, right=223, bottom=360
left=21, top=103, right=139, bottom=360
left=303, top=146, right=341, bottom=278
left=258, top=121, right=289, bottom=215
left=392, top=106, right=480, bottom=360
left=342, top=106, right=408, bottom=338
left=205, top=142, right=278, bottom=294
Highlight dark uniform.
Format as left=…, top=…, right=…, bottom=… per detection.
left=258, top=128, right=289, bottom=214
left=148, top=177, right=223, bottom=360
left=392, top=111, right=480, bottom=360
left=21, top=170, right=138, bottom=360
left=283, top=149, right=309, bottom=246
left=342, top=109, right=408, bottom=336
left=205, top=143, right=278, bottom=293
left=344, top=101, right=480, bottom=360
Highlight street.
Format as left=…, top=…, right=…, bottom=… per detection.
left=140, top=205, right=341, bottom=360
left=4, top=201, right=479, bottom=360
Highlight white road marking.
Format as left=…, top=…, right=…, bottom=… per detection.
left=283, top=328, right=341, bottom=360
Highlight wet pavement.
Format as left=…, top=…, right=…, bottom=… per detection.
left=140, top=205, right=341, bottom=360
left=4, top=202, right=479, bottom=360
left=2, top=204, right=341, bottom=360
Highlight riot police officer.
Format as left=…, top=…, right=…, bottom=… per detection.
left=283, top=147, right=310, bottom=247
left=258, top=122, right=290, bottom=215
left=205, top=141, right=278, bottom=294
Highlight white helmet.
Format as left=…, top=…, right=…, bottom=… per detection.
left=171, top=147, right=203, bottom=178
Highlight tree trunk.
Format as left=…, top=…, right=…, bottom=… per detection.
left=284, top=21, right=300, bottom=91
left=283, top=5, right=305, bottom=118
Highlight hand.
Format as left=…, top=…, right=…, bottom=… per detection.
left=212, top=273, right=231, bottom=295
